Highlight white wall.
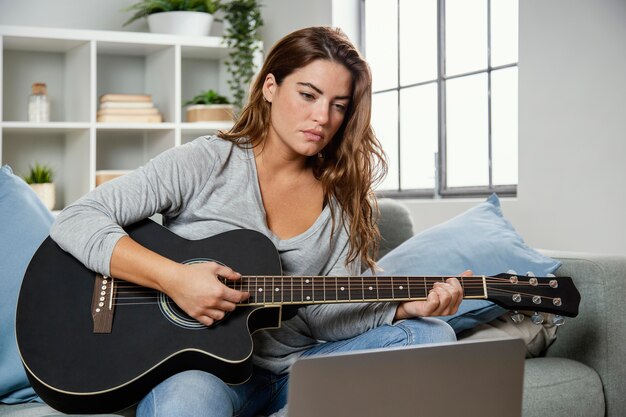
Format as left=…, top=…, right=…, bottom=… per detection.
left=332, top=0, right=361, bottom=48
left=0, top=0, right=334, bottom=42
left=516, top=0, right=626, bottom=255
left=0, top=0, right=148, bottom=32
left=259, top=0, right=333, bottom=54
left=2, top=0, right=624, bottom=255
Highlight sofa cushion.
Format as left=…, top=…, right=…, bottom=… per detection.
left=457, top=312, right=558, bottom=358
left=0, top=165, right=53, bottom=404
left=373, top=193, right=561, bottom=333
left=523, top=357, right=604, bottom=417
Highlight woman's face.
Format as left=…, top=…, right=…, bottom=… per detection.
left=263, top=59, right=353, bottom=159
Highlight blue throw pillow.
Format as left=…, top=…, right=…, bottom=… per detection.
left=0, top=165, right=53, bottom=404
left=373, top=193, right=561, bottom=333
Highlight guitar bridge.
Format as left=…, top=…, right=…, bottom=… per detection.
left=91, top=274, right=115, bottom=333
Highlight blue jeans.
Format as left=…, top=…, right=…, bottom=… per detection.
left=136, top=318, right=455, bottom=417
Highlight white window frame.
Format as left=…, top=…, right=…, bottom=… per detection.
left=361, top=0, right=518, bottom=198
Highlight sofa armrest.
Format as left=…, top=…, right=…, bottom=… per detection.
left=540, top=249, right=626, bottom=415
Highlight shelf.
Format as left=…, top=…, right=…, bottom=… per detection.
left=1, top=128, right=91, bottom=209
left=96, top=123, right=176, bottom=131
left=181, top=121, right=234, bottom=132
left=1, top=121, right=91, bottom=133
left=2, top=42, right=91, bottom=122
left=96, top=129, right=175, bottom=171
left=0, top=25, right=261, bottom=210
left=1, top=25, right=229, bottom=56
left=3, top=35, right=87, bottom=54
left=1, top=122, right=181, bottom=132
left=181, top=122, right=234, bottom=144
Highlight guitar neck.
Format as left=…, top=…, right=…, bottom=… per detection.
left=228, top=275, right=488, bottom=306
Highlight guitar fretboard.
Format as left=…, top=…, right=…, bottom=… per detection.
left=225, top=276, right=487, bottom=306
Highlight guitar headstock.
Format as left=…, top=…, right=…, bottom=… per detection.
left=486, top=273, right=580, bottom=318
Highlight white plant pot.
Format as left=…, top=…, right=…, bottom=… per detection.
left=148, top=11, right=214, bottom=36
left=30, top=183, right=55, bottom=211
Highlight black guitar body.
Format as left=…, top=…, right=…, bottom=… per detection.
left=16, top=220, right=283, bottom=414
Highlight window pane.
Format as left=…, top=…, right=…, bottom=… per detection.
left=400, top=0, right=437, bottom=86
left=446, top=73, right=488, bottom=187
left=491, top=0, right=519, bottom=67
left=400, top=83, right=438, bottom=189
left=445, top=0, right=488, bottom=76
left=491, top=67, right=518, bottom=185
left=372, top=91, right=399, bottom=190
left=365, top=0, right=398, bottom=91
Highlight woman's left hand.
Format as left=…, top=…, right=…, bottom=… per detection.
left=394, top=270, right=470, bottom=321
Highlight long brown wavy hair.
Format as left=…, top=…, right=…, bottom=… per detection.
left=219, top=26, right=387, bottom=270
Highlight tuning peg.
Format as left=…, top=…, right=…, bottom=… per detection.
left=552, top=315, right=565, bottom=326
left=525, top=271, right=536, bottom=277
left=507, top=269, right=518, bottom=275
left=510, top=311, right=525, bottom=324
left=531, top=312, right=545, bottom=325
left=546, top=273, right=556, bottom=278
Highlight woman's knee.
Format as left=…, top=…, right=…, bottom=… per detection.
left=137, top=370, right=234, bottom=417
left=393, top=317, right=457, bottom=346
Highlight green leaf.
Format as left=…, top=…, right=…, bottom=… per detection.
left=23, top=163, right=54, bottom=184
left=222, top=0, right=264, bottom=109
left=122, top=0, right=221, bottom=26
left=184, top=89, right=231, bottom=105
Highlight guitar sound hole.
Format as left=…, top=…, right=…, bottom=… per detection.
left=158, top=293, right=206, bottom=329
left=157, top=257, right=229, bottom=329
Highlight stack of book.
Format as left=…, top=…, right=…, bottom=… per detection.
left=97, top=94, right=162, bottom=123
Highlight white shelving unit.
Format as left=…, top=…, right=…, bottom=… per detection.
left=0, top=25, right=251, bottom=209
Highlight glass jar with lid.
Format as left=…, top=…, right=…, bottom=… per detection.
left=28, top=82, right=50, bottom=122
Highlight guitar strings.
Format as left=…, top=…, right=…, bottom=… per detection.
left=112, top=276, right=556, bottom=287
left=112, top=282, right=556, bottom=289
left=107, top=282, right=561, bottom=307
left=111, top=278, right=559, bottom=295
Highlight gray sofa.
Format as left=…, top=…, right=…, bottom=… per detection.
left=2, top=199, right=623, bottom=417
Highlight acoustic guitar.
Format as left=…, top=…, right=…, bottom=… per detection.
left=16, top=219, right=580, bottom=414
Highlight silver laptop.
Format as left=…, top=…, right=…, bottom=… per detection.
left=287, top=337, right=525, bottom=417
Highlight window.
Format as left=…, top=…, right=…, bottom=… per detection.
left=363, top=0, right=519, bottom=197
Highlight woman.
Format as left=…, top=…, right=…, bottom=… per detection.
left=51, top=27, right=463, bottom=417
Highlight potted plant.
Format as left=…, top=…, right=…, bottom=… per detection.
left=221, top=0, right=264, bottom=109
left=123, top=0, right=221, bottom=36
left=24, top=163, right=55, bottom=210
left=184, top=89, right=235, bottom=122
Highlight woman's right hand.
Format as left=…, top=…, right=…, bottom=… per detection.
left=164, top=262, right=250, bottom=327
